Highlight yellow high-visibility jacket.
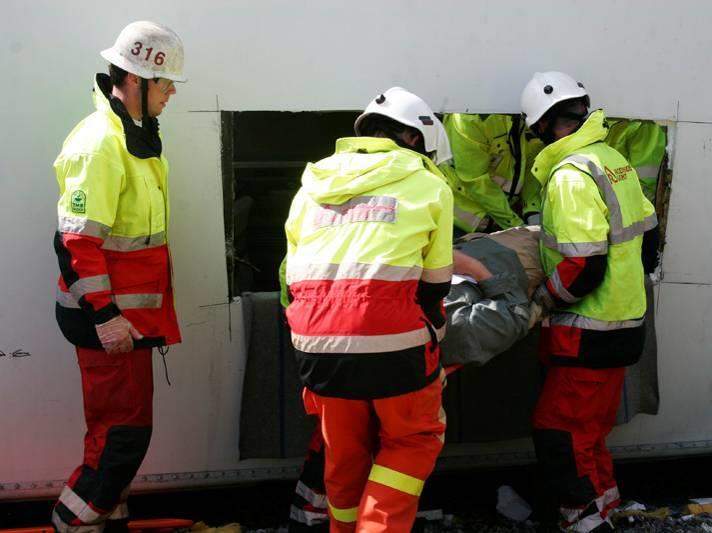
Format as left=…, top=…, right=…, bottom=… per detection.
left=54, top=74, right=181, bottom=349
left=285, top=137, right=453, bottom=399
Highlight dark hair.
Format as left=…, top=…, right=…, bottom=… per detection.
left=357, top=114, right=426, bottom=155
left=109, top=64, right=129, bottom=87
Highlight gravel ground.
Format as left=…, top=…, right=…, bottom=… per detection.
left=3, top=457, right=712, bottom=532
left=239, top=505, right=712, bottom=533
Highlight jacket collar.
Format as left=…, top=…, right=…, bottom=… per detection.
left=532, top=109, right=609, bottom=186
left=94, top=73, right=163, bottom=159
left=335, top=137, right=445, bottom=179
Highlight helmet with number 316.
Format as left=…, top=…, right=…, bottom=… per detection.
left=100, top=21, right=187, bottom=82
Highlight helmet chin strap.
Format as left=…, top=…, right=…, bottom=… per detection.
left=140, top=78, right=149, bottom=130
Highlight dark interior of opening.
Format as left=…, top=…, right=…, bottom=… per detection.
left=221, top=111, right=360, bottom=297
left=221, top=112, right=670, bottom=299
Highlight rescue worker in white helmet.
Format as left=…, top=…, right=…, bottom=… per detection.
left=284, top=87, right=453, bottom=532
left=52, top=21, right=185, bottom=533
left=521, top=72, right=659, bottom=532
left=439, top=113, right=545, bottom=234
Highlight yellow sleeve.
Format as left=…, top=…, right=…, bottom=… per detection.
left=445, top=114, right=523, bottom=228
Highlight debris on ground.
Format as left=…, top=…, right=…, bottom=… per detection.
left=191, top=522, right=242, bottom=533
left=234, top=497, right=712, bottom=533
left=495, top=485, right=532, bottom=522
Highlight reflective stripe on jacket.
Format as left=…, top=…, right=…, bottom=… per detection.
left=54, top=74, right=181, bottom=349
left=285, top=137, right=453, bottom=399
left=440, top=113, right=544, bottom=231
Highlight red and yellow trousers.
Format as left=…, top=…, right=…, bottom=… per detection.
left=533, top=366, right=625, bottom=532
left=52, top=347, right=153, bottom=533
left=303, top=376, right=446, bottom=533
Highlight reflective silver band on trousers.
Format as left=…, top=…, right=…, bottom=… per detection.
left=57, top=485, right=105, bottom=524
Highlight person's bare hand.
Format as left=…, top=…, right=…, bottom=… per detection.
left=95, top=315, right=144, bottom=354
left=453, top=250, right=493, bottom=281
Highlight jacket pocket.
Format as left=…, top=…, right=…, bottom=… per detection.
left=142, top=175, right=166, bottom=240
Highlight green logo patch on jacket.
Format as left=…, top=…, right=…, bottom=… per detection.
left=71, top=190, right=86, bottom=214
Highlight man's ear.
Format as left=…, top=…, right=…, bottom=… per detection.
left=126, top=73, right=141, bottom=87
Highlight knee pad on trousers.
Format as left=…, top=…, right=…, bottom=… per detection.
left=533, top=428, right=596, bottom=506
left=93, top=426, right=152, bottom=508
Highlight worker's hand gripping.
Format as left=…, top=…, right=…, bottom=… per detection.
left=95, top=315, right=144, bottom=354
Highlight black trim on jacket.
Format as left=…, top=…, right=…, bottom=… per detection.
left=549, top=323, right=646, bottom=368
left=296, top=345, right=440, bottom=400
left=416, top=280, right=450, bottom=329
left=56, top=304, right=166, bottom=350
left=96, top=74, right=162, bottom=159
left=566, top=255, right=608, bottom=299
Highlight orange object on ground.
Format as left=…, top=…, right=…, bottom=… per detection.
left=0, top=518, right=194, bottom=533
left=128, top=518, right=194, bottom=532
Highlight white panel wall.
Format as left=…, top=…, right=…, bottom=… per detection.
left=1, top=0, right=712, bottom=496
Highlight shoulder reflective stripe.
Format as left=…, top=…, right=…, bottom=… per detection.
left=635, top=164, right=661, bottom=179
left=58, top=216, right=111, bottom=240
left=560, top=155, right=653, bottom=244
left=69, top=275, right=112, bottom=300
left=57, top=288, right=162, bottom=310
left=115, top=293, right=163, bottom=309
left=550, top=312, right=644, bottom=331
left=291, top=327, right=432, bottom=354
left=58, top=485, right=105, bottom=524
left=549, top=270, right=581, bottom=304
left=421, top=265, right=453, bottom=283
left=287, top=262, right=422, bottom=284
left=313, top=196, right=397, bottom=228
left=108, top=502, right=129, bottom=520
left=295, top=480, right=327, bottom=509
left=102, top=231, right=166, bottom=251
left=327, top=502, right=358, bottom=523
left=368, top=464, right=424, bottom=497
left=541, top=230, right=608, bottom=257
left=454, top=207, right=482, bottom=232
left=289, top=505, right=328, bottom=526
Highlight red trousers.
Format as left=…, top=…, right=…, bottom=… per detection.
left=52, top=347, right=153, bottom=532
left=533, top=366, right=625, bottom=532
left=303, top=377, right=446, bottom=533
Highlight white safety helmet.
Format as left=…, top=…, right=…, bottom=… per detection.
left=101, top=21, right=187, bottom=82
left=354, top=87, right=441, bottom=158
left=520, top=72, right=588, bottom=127
left=432, top=118, right=453, bottom=166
